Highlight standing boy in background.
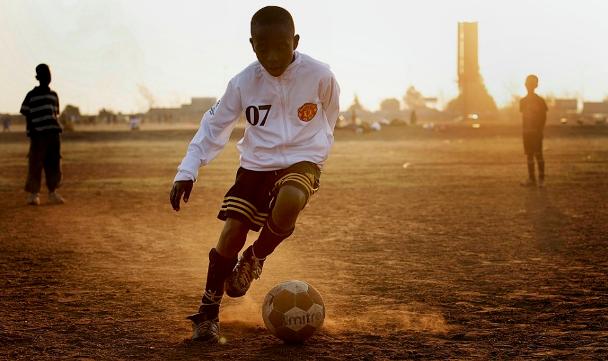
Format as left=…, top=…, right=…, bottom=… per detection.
left=520, top=74, right=548, bottom=187
left=170, top=6, right=339, bottom=343
left=20, top=64, right=65, bottom=205
left=2, top=114, right=11, bottom=132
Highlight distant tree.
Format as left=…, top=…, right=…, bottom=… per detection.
left=60, top=104, right=81, bottom=130
left=347, top=95, right=368, bottom=125
left=403, top=86, right=426, bottom=111
left=98, top=108, right=117, bottom=124
left=379, top=98, right=400, bottom=113
left=62, top=104, right=80, bottom=118
left=348, top=94, right=365, bottom=112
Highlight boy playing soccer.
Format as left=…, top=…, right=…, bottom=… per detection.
left=519, top=74, right=548, bottom=187
left=169, top=6, right=340, bottom=342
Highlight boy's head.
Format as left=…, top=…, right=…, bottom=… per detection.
left=525, top=74, right=538, bottom=93
left=35, top=64, right=51, bottom=86
left=250, top=6, right=299, bottom=77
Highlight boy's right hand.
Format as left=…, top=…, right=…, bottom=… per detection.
left=170, top=180, right=193, bottom=211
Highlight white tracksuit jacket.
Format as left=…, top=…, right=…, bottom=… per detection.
left=174, top=52, right=340, bottom=182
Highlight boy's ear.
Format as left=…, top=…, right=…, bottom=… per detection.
left=249, top=38, right=255, bottom=51
left=293, top=34, right=300, bottom=50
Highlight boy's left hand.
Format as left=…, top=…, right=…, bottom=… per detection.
left=170, top=180, right=193, bottom=211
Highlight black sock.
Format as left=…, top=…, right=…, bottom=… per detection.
left=251, top=218, right=293, bottom=260
left=538, top=160, right=545, bottom=181
left=198, top=248, right=237, bottom=316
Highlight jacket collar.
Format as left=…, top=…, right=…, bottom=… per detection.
left=257, top=51, right=302, bottom=81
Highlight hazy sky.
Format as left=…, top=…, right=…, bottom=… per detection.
left=1, top=0, right=607, bottom=114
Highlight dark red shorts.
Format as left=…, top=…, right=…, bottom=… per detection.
left=217, top=161, right=321, bottom=231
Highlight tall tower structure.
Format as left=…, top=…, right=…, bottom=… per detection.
left=458, top=22, right=479, bottom=116
left=450, top=22, right=497, bottom=117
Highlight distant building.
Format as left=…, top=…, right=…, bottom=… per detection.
left=582, top=101, right=608, bottom=122
left=582, top=101, right=608, bottom=115
left=145, top=97, right=217, bottom=123
left=548, top=98, right=578, bottom=123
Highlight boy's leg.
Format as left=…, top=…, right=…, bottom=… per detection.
left=252, top=184, right=307, bottom=258
left=44, top=134, right=64, bottom=202
left=25, top=137, right=44, bottom=196
left=216, top=218, right=249, bottom=259
left=521, top=133, right=537, bottom=187
left=536, top=152, right=545, bottom=185
left=225, top=185, right=307, bottom=298
left=527, top=154, right=536, bottom=181
left=199, top=218, right=247, bottom=312
left=226, top=161, right=320, bottom=297
left=536, top=136, right=545, bottom=185
left=188, top=218, right=248, bottom=342
left=521, top=153, right=536, bottom=187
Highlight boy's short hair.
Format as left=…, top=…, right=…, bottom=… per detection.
left=251, top=6, right=294, bottom=35
left=36, top=63, right=50, bottom=75
left=526, top=74, right=539, bottom=83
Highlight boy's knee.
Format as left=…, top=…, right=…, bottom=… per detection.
left=271, top=185, right=308, bottom=229
left=275, top=185, right=307, bottom=213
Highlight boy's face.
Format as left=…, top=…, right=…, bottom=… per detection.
left=36, top=68, right=51, bottom=86
left=525, top=76, right=538, bottom=93
left=250, top=24, right=299, bottom=77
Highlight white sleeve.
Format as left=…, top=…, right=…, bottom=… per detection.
left=174, top=79, right=242, bottom=182
left=320, top=73, right=340, bottom=131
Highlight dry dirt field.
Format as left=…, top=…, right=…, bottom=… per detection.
left=1, top=123, right=607, bottom=360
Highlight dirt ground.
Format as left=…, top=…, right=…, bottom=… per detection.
left=1, top=123, right=607, bottom=360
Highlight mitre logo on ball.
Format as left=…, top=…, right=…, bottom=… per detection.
left=262, top=280, right=325, bottom=343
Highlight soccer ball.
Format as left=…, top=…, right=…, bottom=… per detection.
left=262, top=280, right=325, bottom=343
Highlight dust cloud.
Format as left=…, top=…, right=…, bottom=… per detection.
left=324, top=303, right=449, bottom=335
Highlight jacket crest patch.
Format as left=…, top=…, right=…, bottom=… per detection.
left=297, top=103, right=317, bottom=122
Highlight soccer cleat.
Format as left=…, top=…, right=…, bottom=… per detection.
left=48, top=191, right=65, bottom=204
left=225, top=246, right=264, bottom=298
left=186, top=312, right=220, bottom=343
left=188, top=291, right=221, bottom=342
left=520, top=179, right=536, bottom=187
left=27, top=193, right=40, bottom=206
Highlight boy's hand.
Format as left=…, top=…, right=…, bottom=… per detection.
left=170, top=180, right=193, bottom=211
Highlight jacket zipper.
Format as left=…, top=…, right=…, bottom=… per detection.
left=278, top=78, right=288, bottom=166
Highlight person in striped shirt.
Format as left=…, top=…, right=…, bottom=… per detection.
left=20, top=64, right=65, bottom=205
